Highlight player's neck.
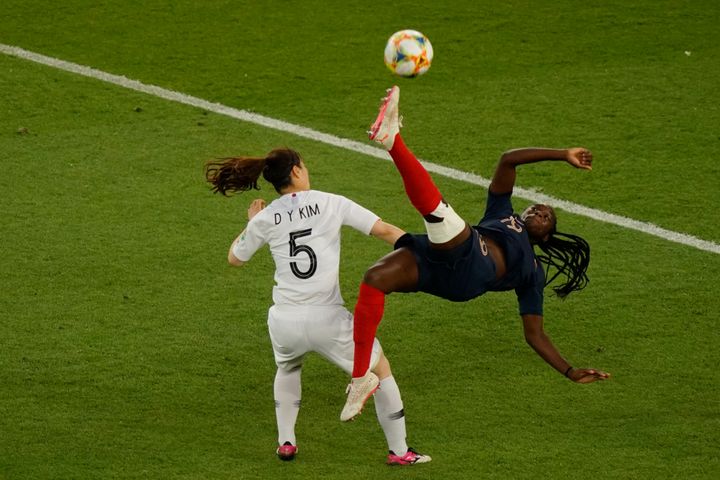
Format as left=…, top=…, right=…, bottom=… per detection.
left=280, top=185, right=310, bottom=195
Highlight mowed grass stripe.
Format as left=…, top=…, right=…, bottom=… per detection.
left=2, top=42, right=718, bottom=256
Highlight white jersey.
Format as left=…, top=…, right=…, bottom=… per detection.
left=232, top=190, right=379, bottom=306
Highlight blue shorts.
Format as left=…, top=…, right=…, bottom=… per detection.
left=395, top=229, right=497, bottom=302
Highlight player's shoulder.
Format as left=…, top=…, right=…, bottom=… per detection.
left=308, top=190, right=357, bottom=211
left=482, top=190, right=515, bottom=220
left=309, top=189, right=347, bottom=202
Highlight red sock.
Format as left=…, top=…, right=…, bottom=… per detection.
left=352, top=283, right=386, bottom=378
left=389, top=134, right=443, bottom=216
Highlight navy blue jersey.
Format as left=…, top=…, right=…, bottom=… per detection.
left=473, top=191, right=545, bottom=315
left=394, top=191, right=545, bottom=315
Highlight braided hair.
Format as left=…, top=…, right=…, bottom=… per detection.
left=536, top=231, right=590, bottom=298
left=205, top=148, right=302, bottom=195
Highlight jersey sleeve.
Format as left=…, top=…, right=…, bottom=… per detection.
left=231, top=215, right=267, bottom=262
left=515, top=260, right=545, bottom=316
left=334, top=194, right=380, bottom=235
left=482, top=191, right=514, bottom=221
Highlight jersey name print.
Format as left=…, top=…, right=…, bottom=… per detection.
left=272, top=203, right=321, bottom=225
left=232, top=190, right=379, bottom=306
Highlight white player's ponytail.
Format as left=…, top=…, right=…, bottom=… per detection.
left=205, top=148, right=301, bottom=195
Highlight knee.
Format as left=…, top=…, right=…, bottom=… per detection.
left=361, top=248, right=418, bottom=293
left=362, top=264, right=387, bottom=289
left=363, top=262, right=401, bottom=293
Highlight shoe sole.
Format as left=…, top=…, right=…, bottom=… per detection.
left=387, top=456, right=431, bottom=466
left=368, top=86, right=399, bottom=142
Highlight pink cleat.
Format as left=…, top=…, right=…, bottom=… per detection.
left=276, top=442, right=297, bottom=461
left=368, top=86, right=402, bottom=150
left=387, top=447, right=432, bottom=466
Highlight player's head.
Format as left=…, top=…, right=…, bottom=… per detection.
left=521, top=204, right=557, bottom=243
left=205, top=148, right=308, bottom=195
left=263, top=148, right=308, bottom=193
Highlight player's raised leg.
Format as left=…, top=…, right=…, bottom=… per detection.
left=369, top=86, right=443, bottom=217
left=369, top=86, right=468, bottom=244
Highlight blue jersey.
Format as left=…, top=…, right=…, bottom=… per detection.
left=395, top=191, right=544, bottom=315
left=473, top=191, right=545, bottom=315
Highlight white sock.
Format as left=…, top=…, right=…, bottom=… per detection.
left=274, top=367, right=301, bottom=445
left=374, top=375, right=408, bottom=454
left=424, top=201, right=467, bottom=244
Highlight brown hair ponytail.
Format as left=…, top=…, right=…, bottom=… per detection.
left=205, top=148, right=302, bottom=195
left=205, top=156, right=266, bottom=195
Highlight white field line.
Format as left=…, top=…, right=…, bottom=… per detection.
left=2, top=43, right=718, bottom=255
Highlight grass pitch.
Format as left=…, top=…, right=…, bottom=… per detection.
left=1, top=1, right=719, bottom=479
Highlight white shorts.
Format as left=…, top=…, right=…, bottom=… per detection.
left=267, top=304, right=383, bottom=373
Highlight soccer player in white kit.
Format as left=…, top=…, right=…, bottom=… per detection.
left=205, top=148, right=431, bottom=466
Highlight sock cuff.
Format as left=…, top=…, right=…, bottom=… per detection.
left=388, top=133, right=406, bottom=156
left=359, top=282, right=385, bottom=304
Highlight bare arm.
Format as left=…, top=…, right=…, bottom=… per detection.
left=227, top=233, right=246, bottom=266
left=227, top=199, right=266, bottom=267
left=522, top=313, right=610, bottom=383
left=369, top=219, right=406, bottom=246
left=489, top=148, right=593, bottom=194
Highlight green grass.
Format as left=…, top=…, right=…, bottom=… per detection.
left=1, top=1, right=719, bottom=479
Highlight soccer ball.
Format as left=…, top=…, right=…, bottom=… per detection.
left=383, top=30, right=433, bottom=78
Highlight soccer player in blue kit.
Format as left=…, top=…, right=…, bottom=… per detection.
left=342, top=86, right=610, bottom=422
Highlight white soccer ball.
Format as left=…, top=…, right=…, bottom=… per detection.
left=383, top=30, right=433, bottom=78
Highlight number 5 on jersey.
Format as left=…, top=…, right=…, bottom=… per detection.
left=289, top=229, right=317, bottom=279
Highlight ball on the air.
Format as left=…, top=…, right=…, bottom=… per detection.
left=383, top=29, right=433, bottom=78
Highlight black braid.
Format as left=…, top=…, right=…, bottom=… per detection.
left=535, top=231, right=590, bottom=298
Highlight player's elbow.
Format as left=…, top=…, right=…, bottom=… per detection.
left=522, top=322, right=543, bottom=345
left=500, top=150, right=521, bottom=166
left=228, top=252, right=245, bottom=266
left=524, top=326, right=550, bottom=351
left=524, top=330, right=539, bottom=347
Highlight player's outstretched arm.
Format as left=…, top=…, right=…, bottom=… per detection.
left=370, top=220, right=406, bottom=246
left=521, top=313, right=610, bottom=383
left=489, top=148, right=593, bottom=195
left=227, top=238, right=246, bottom=266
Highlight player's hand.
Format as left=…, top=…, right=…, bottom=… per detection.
left=247, top=199, right=266, bottom=220
left=568, top=367, right=610, bottom=384
left=566, top=148, right=593, bottom=170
